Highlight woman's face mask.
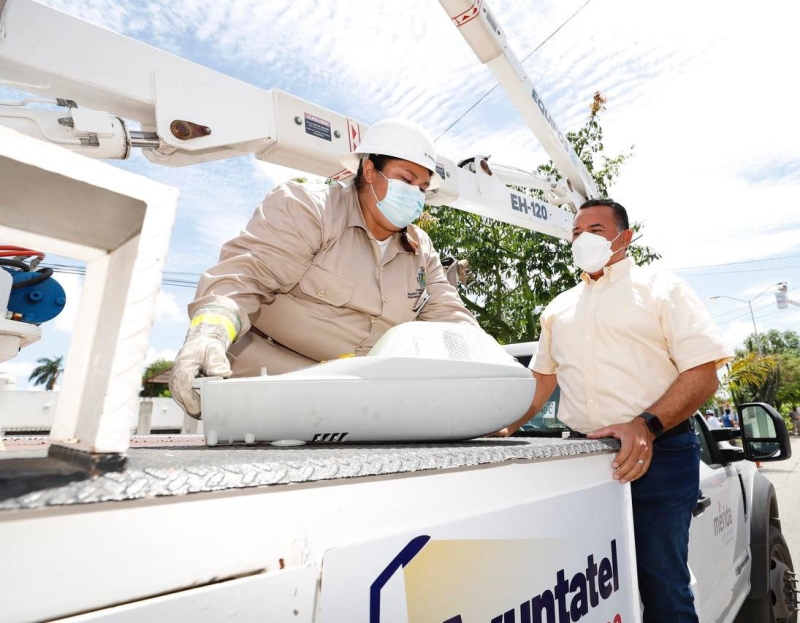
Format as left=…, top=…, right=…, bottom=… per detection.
left=571, top=230, right=624, bottom=274
left=371, top=171, right=425, bottom=228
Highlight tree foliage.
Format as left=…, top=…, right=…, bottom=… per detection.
left=736, top=328, right=800, bottom=356
left=28, top=355, right=63, bottom=391
left=728, top=329, right=800, bottom=409
left=726, top=352, right=779, bottom=406
left=418, top=92, right=660, bottom=343
left=141, top=358, right=173, bottom=398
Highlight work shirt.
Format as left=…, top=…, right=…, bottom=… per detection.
left=530, top=258, right=733, bottom=433
left=190, top=182, right=477, bottom=375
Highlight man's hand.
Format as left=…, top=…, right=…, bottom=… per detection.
left=587, top=417, right=655, bottom=484
left=487, top=427, right=512, bottom=438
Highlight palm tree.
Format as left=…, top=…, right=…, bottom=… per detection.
left=725, top=352, right=778, bottom=406
left=28, top=355, right=64, bottom=391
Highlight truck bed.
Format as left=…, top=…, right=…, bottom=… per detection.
left=0, top=436, right=617, bottom=511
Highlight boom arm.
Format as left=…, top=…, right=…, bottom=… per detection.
left=439, top=0, right=599, bottom=205
left=0, top=0, right=587, bottom=240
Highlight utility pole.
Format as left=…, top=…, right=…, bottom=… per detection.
left=711, top=282, right=784, bottom=356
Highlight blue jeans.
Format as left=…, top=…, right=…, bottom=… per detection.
left=630, top=429, right=700, bottom=623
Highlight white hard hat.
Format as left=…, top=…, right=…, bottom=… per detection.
left=340, top=118, right=442, bottom=190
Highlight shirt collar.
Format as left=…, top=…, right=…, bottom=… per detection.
left=345, top=183, right=369, bottom=230
left=580, top=256, right=632, bottom=284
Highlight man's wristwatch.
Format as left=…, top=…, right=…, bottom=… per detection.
left=638, top=412, right=664, bottom=438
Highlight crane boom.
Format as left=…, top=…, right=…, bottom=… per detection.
left=0, top=0, right=588, bottom=239
left=439, top=0, right=599, bottom=204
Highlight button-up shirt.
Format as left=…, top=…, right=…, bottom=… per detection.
left=530, top=258, right=733, bottom=433
left=190, top=182, right=476, bottom=374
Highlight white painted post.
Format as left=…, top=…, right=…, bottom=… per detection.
left=0, top=127, right=178, bottom=455
left=137, top=401, right=154, bottom=435
left=182, top=412, right=200, bottom=435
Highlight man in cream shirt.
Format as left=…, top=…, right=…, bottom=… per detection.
left=498, top=199, right=733, bottom=623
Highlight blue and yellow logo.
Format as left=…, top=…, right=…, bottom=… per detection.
left=417, top=268, right=426, bottom=289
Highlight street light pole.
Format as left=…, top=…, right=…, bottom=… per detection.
left=746, top=300, right=763, bottom=357
left=711, top=283, right=782, bottom=357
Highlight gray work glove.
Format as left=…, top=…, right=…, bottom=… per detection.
left=169, top=306, right=241, bottom=418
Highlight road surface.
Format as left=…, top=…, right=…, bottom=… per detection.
left=760, top=435, right=800, bottom=563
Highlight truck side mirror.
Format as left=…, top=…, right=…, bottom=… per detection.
left=738, top=402, right=792, bottom=462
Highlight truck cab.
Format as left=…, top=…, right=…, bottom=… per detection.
left=689, top=402, right=795, bottom=623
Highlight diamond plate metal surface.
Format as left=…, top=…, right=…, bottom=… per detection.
left=0, top=437, right=618, bottom=511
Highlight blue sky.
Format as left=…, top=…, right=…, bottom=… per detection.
left=2, top=0, right=799, bottom=388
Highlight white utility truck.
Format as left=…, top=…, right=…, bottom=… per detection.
left=0, top=1, right=795, bottom=622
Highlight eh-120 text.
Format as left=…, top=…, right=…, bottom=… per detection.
left=511, top=193, right=548, bottom=220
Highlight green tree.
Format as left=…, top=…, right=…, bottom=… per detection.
left=141, top=359, right=173, bottom=398
left=776, top=354, right=800, bottom=408
left=28, top=355, right=64, bottom=391
left=725, top=352, right=779, bottom=406
left=734, top=329, right=800, bottom=409
left=738, top=328, right=800, bottom=356
left=418, top=92, right=660, bottom=343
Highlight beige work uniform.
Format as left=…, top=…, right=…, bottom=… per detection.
left=190, top=182, right=477, bottom=376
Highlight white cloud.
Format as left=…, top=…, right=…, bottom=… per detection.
left=723, top=320, right=756, bottom=352
left=0, top=360, right=35, bottom=390
left=54, top=273, right=83, bottom=334
left=145, top=346, right=178, bottom=367
left=252, top=160, right=327, bottom=188
left=155, top=289, right=185, bottom=324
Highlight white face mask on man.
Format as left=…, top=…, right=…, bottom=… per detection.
left=571, top=231, right=625, bottom=274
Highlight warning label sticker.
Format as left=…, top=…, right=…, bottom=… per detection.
left=305, top=113, right=332, bottom=142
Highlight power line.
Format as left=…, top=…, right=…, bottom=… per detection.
left=710, top=285, right=796, bottom=324
left=435, top=0, right=596, bottom=141
left=713, top=289, right=800, bottom=327
left=672, top=253, right=800, bottom=272
left=43, top=263, right=201, bottom=289
left=678, top=265, right=800, bottom=277
left=712, top=299, right=770, bottom=322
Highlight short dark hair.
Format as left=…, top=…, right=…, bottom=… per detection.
left=578, top=198, right=629, bottom=232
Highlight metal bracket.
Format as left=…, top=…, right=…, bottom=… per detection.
left=48, top=443, right=127, bottom=473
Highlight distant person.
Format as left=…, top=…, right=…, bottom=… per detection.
left=495, top=198, right=733, bottom=622
left=790, top=405, right=800, bottom=437
left=722, top=408, right=732, bottom=428
left=706, top=409, right=722, bottom=430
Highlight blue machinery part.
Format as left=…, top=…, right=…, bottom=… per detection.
left=3, top=267, right=66, bottom=324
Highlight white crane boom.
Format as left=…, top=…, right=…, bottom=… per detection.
left=439, top=0, right=599, bottom=204
left=0, top=0, right=592, bottom=240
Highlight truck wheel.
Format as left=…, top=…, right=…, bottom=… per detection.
left=737, top=526, right=797, bottom=622
left=768, top=526, right=798, bottom=622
